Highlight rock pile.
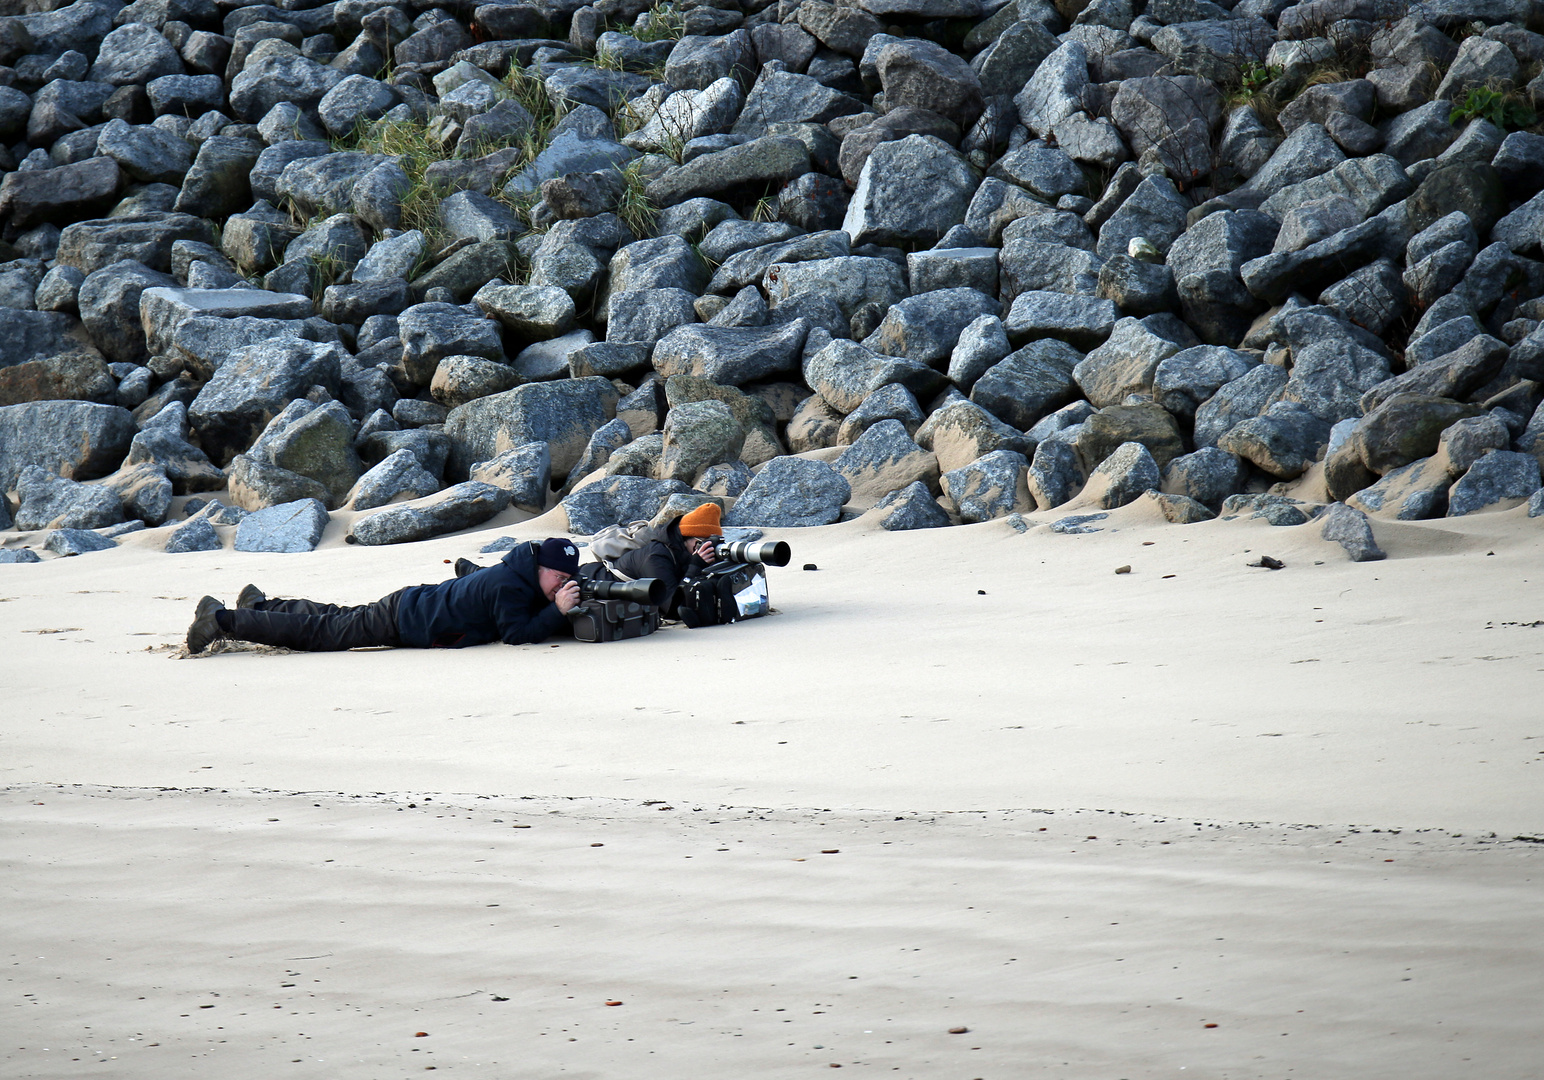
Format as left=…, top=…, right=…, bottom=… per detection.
left=2, top=0, right=1544, bottom=556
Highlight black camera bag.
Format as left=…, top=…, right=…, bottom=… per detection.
left=568, top=597, right=660, bottom=642
left=678, top=562, right=769, bottom=627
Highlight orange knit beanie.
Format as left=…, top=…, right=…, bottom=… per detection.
left=678, top=503, right=722, bottom=537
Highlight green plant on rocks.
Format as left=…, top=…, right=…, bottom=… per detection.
left=617, top=1, right=685, bottom=43
left=1449, top=85, right=1537, bottom=131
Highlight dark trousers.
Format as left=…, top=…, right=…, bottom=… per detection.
left=220, top=589, right=406, bottom=651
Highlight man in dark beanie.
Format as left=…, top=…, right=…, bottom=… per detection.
left=185, top=537, right=582, bottom=653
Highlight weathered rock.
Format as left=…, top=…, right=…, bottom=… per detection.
left=803, top=338, right=944, bottom=415
left=1161, top=446, right=1247, bottom=511
left=842, top=135, right=979, bottom=248
left=1446, top=451, right=1541, bottom=517
left=1438, top=413, right=1510, bottom=474
left=345, top=448, right=441, bottom=512
left=969, top=339, right=1081, bottom=430
left=1072, top=317, right=1179, bottom=408
left=233, top=498, right=329, bottom=553
left=1015, top=40, right=1088, bottom=138
left=838, top=382, right=925, bottom=444
left=1077, top=403, right=1185, bottom=470
left=14, top=466, right=124, bottom=530
left=100, top=460, right=172, bottom=526
left=164, top=516, right=221, bottom=553
left=644, top=135, right=810, bottom=206
left=940, top=448, right=1031, bottom=522
left=1004, top=290, right=1116, bottom=349
left=1079, top=440, right=1159, bottom=510
left=947, top=313, right=1011, bottom=393
left=0, top=352, right=115, bottom=408
left=1319, top=502, right=1384, bottom=561
left=470, top=441, right=552, bottom=513
left=1280, top=338, right=1394, bottom=424
left=874, top=479, right=952, bottom=530
left=917, top=396, right=1030, bottom=474
left=724, top=456, right=850, bottom=527
left=653, top=319, right=809, bottom=386
left=1361, top=335, right=1509, bottom=415
left=226, top=453, right=330, bottom=512
left=1153, top=345, right=1259, bottom=419
left=560, top=474, right=693, bottom=533
left=44, top=529, right=119, bottom=556
left=1217, top=401, right=1331, bottom=480
left=863, top=288, right=1000, bottom=365
left=187, top=337, right=344, bottom=465
left=1352, top=393, right=1483, bottom=475
left=347, top=481, right=510, bottom=545
left=1347, top=455, right=1455, bottom=520
left=875, top=38, right=983, bottom=130
left=763, top=255, right=906, bottom=322
left=229, top=49, right=344, bottom=123
left=659, top=398, right=746, bottom=485
left=397, top=303, right=505, bottom=386
left=0, top=400, right=136, bottom=489
left=79, top=260, right=176, bottom=364
left=443, top=376, right=619, bottom=479
left=834, top=418, right=940, bottom=506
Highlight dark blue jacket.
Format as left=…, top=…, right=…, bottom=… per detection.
left=395, top=543, right=567, bottom=648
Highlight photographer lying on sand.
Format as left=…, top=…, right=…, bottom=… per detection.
left=185, top=537, right=583, bottom=654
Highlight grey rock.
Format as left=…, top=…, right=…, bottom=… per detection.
left=1153, top=345, right=1259, bottom=418
left=709, top=230, right=850, bottom=293
left=1217, top=401, right=1332, bottom=479
left=654, top=319, right=809, bottom=386
left=469, top=441, right=552, bottom=513
left=1076, top=402, right=1185, bottom=470
left=561, top=474, right=691, bottom=534
left=1072, top=317, right=1178, bottom=408
left=1085, top=440, right=1159, bottom=509
left=14, top=466, right=124, bottom=530
left=164, top=515, right=221, bottom=552
left=874, top=479, right=951, bottom=530
left=908, top=246, right=999, bottom=299
left=1446, top=450, right=1540, bottom=516
left=90, top=23, right=184, bottom=86
left=347, top=481, right=509, bottom=545
left=1439, top=413, right=1511, bottom=474
left=972, top=339, right=1082, bottom=429
left=56, top=212, right=214, bottom=276
left=947, top=313, right=1011, bottom=392
left=731, top=65, right=862, bottom=135
left=1027, top=437, right=1087, bottom=510
left=398, top=303, right=504, bottom=386
left=1108, top=74, right=1221, bottom=183
left=699, top=459, right=753, bottom=498
left=559, top=417, right=632, bottom=492
left=1319, top=258, right=1408, bottom=337
left=96, top=119, right=193, bottom=185
left=438, top=190, right=524, bottom=244
left=863, top=288, right=1000, bottom=366
left=875, top=38, right=983, bottom=130
left=803, top=338, right=943, bottom=415
left=658, top=398, right=745, bottom=485
left=1095, top=175, right=1190, bottom=261
left=834, top=418, right=939, bottom=505
left=430, top=355, right=519, bottom=409
left=1004, top=291, right=1116, bottom=349
left=1242, top=122, right=1346, bottom=196
left=764, top=255, right=905, bottom=323
left=940, top=448, right=1031, bottom=522
left=79, top=259, right=176, bottom=364
left=1361, top=335, right=1508, bottom=414
left=1000, top=240, right=1103, bottom=303
left=1319, top=501, right=1384, bottom=561
left=0, top=155, right=123, bottom=234
left=100, top=459, right=172, bottom=525
left=838, top=382, right=925, bottom=444
left=645, top=134, right=810, bottom=208
left=44, top=528, right=119, bottom=555
left=1379, top=100, right=1457, bottom=167
left=187, top=337, right=343, bottom=464
left=354, top=231, right=426, bottom=284
left=1015, top=40, right=1087, bottom=137
left=346, top=447, right=441, bottom=511
left=0, top=399, right=137, bottom=490
left=229, top=48, right=343, bottom=123
left=1193, top=361, right=1289, bottom=448
left=231, top=497, right=328, bottom=552
left=0, top=549, right=41, bottom=563
left=916, top=395, right=1030, bottom=473
left=1161, top=446, right=1247, bottom=510
left=1095, top=254, right=1177, bottom=314
left=444, top=375, right=618, bottom=478
left=724, top=456, right=850, bottom=527
left=842, top=135, right=979, bottom=248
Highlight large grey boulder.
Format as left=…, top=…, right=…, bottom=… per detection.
left=644, top=135, right=811, bottom=206
left=13, top=466, right=124, bottom=530
left=1154, top=346, right=1260, bottom=419
left=90, top=23, right=184, bottom=85
left=653, top=320, right=809, bottom=386
left=247, top=399, right=363, bottom=509
left=764, top=256, right=907, bottom=322
left=725, top=456, right=851, bottom=527
left=100, top=461, right=172, bottom=526
left=347, top=481, right=511, bottom=545
left=659, top=399, right=746, bottom=485
left=96, top=119, right=193, bottom=186
left=1447, top=451, right=1541, bottom=517
left=842, top=135, right=979, bottom=248
left=1217, top=402, right=1332, bottom=480
left=971, top=340, right=1081, bottom=430
left=834, top=419, right=940, bottom=506
left=226, top=453, right=330, bottom=512
left=803, top=338, right=944, bottom=415
left=1073, top=317, right=1179, bottom=408
left=941, top=448, right=1031, bottom=522
left=346, top=448, right=442, bottom=512
left=1015, top=40, right=1087, bottom=137
left=0, top=400, right=136, bottom=489
left=1359, top=335, right=1508, bottom=414
left=45, top=529, right=119, bottom=556
left=444, top=376, right=619, bottom=479
left=863, top=288, right=1000, bottom=365
left=1085, top=441, right=1161, bottom=510
left=1161, top=447, right=1248, bottom=511
left=470, top=441, right=552, bottom=513
left=79, top=260, right=177, bottom=365
left=873, top=480, right=952, bottom=530
left=229, top=49, right=344, bottom=123
left=233, top=498, right=329, bottom=553
left=1004, top=291, right=1117, bottom=350
left=1193, top=362, right=1290, bottom=448
left=1319, top=502, right=1384, bottom=562
left=916, top=396, right=1030, bottom=474
left=398, top=303, right=505, bottom=385
left=875, top=38, right=983, bottom=130
left=164, top=516, right=222, bottom=553
left=561, top=474, right=694, bottom=534
left=187, top=337, right=344, bottom=464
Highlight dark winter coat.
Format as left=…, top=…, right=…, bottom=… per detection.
left=395, top=543, right=567, bottom=648
left=609, top=521, right=708, bottom=617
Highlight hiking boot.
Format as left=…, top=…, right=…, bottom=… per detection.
left=236, top=583, right=266, bottom=609
left=453, top=558, right=479, bottom=578
left=186, top=595, right=226, bottom=654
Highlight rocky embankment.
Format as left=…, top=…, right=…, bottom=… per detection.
left=0, top=0, right=1542, bottom=562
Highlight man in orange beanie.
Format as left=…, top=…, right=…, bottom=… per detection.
left=585, top=503, right=721, bottom=620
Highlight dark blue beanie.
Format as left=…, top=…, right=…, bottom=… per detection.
left=537, top=537, right=580, bottom=575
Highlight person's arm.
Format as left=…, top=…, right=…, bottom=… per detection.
left=636, top=544, right=688, bottom=615
left=495, top=583, right=570, bottom=645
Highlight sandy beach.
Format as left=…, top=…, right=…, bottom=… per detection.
left=4, top=505, right=1543, bottom=1077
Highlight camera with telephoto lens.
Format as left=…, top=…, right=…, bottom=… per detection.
left=578, top=576, right=665, bottom=605
left=713, top=539, right=791, bottom=567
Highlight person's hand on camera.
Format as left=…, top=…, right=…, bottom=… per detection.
left=554, top=580, right=581, bottom=614
left=697, top=539, right=717, bottom=565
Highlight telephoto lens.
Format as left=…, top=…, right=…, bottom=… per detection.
left=715, top=540, right=792, bottom=567
left=581, top=577, right=665, bottom=605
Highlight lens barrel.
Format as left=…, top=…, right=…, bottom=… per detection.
left=716, top=540, right=791, bottom=567
left=585, top=577, right=665, bottom=605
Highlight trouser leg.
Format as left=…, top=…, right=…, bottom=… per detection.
left=219, top=590, right=406, bottom=651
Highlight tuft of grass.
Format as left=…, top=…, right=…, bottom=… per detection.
left=334, top=117, right=453, bottom=251
left=614, top=1, right=685, bottom=43
left=614, top=159, right=659, bottom=239
left=750, top=194, right=779, bottom=223
left=1449, top=84, right=1537, bottom=130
